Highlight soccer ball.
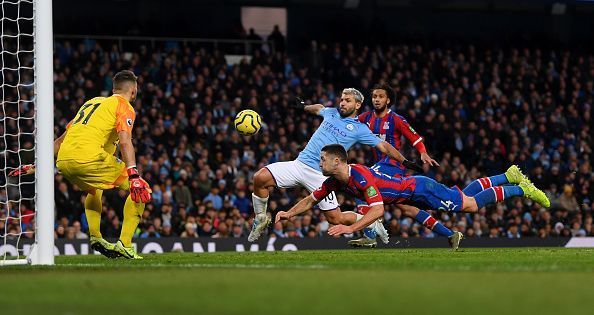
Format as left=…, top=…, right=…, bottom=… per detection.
left=234, top=110, right=262, bottom=136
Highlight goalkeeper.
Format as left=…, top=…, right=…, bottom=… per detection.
left=12, top=70, right=152, bottom=259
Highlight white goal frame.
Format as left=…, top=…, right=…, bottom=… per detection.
left=33, top=0, right=54, bottom=265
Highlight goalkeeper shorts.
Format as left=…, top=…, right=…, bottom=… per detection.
left=57, top=152, right=129, bottom=193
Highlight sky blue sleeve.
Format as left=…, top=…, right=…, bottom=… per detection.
left=319, top=107, right=337, bottom=118
left=357, top=125, right=382, bottom=146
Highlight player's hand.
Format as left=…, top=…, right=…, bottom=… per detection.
left=402, top=159, right=424, bottom=173
left=420, top=153, right=440, bottom=166
left=8, top=164, right=36, bottom=177
left=328, top=224, right=353, bottom=237
left=127, top=167, right=152, bottom=203
left=275, top=211, right=291, bottom=223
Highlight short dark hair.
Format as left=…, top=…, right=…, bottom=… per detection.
left=321, top=144, right=348, bottom=162
left=372, top=83, right=395, bottom=105
left=113, top=70, right=137, bottom=91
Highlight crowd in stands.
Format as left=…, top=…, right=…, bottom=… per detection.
left=3, top=28, right=593, bottom=241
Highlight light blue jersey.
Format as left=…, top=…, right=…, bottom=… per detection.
left=297, top=107, right=381, bottom=171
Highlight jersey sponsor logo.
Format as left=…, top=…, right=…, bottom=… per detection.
left=366, top=186, right=378, bottom=197
left=346, top=124, right=354, bottom=131
left=126, top=118, right=133, bottom=126
left=321, top=121, right=347, bottom=137
left=383, top=122, right=390, bottom=129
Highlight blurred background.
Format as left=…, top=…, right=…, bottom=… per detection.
left=9, top=0, right=593, bottom=242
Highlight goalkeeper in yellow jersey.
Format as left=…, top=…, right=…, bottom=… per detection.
left=12, top=70, right=152, bottom=259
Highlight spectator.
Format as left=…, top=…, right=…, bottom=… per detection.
left=203, top=188, right=223, bottom=210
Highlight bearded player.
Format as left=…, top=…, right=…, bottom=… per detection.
left=249, top=88, right=423, bottom=243
left=277, top=145, right=550, bottom=243
left=12, top=70, right=152, bottom=259
left=352, top=83, right=462, bottom=248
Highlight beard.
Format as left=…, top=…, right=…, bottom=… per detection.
left=339, top=107, right=356, bottom=118
left=373, top=103, right=387, bottom=112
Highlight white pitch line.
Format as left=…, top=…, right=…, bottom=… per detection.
left=59, top=263, right=329, bottom=270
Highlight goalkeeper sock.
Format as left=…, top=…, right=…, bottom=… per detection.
left=463, top=174, right=508, bottom=196
left=474, top=186, right=523, bottom=209
left=414, top=210, right=454, bottom=237
left=120, top=195, right=145, bottom=247
left=252, top=193, right=269, bottom=215
left=84, top=190, right=103, bottom=238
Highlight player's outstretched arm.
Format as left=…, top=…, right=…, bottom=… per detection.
left=328, top=204, right=385, bottom=236
left=304, top=104, right=324, bottom=115
left=8, top=131, right=68, bottom=177
left=275, top=195, right=319, bottom=223
left=119, top=130, right=152, bottom=203
left=293, top=96, right=325, bottom=115
left=375, top=141, right=405, bottom=163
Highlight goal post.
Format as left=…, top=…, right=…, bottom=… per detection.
left=0, top=0, right=54, bottom=266
left=32, top=0, right=54, bottom=265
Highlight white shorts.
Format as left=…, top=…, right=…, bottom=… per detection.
left=265, top=160, right=339, bottom=211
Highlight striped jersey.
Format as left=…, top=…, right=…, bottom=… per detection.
left=312, top=164, right=417, bottom=206
left=357, top=110, right=424, bottom=164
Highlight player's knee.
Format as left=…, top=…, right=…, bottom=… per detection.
left=463, top=196, right=479, bottom=213
left=253, top=168, right=273, bottom=188
left=396, top=204, right=419, bottom=217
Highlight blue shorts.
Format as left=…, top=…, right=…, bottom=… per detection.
left=410, top=176, right=464, bottom=212
left=370, top=157, right=407, bottom=177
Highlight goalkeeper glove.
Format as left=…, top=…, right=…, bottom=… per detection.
left=290, top=96, right=306, bottom=109
left=402, top=159, right=424, bottom=173
left=8, top=164, right=36, bottom=177
left=127, top=166, right=152, bottom=203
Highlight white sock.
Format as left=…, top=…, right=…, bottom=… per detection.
left=252, top=193, right=269, bottom=216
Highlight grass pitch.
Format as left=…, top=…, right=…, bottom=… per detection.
left=1, top=248, right=593, bottom=315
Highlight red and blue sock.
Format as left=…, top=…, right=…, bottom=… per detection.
left=474, top=186, right=523, bottom=209
left=463, top=174, right=509, bottom=196
left=415, top=210, right=454, bottom=237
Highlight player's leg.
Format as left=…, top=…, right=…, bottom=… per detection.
left=249, top=161, right=300, bottom=242
left=108, top=166, right=145, bottom=259
left=398, top=204, right=464, bottom=250
left=465, top=180, right=550, bottom=211
left=85, top=189, right=119, bottom=258
left=413, top=176, right=499, bottom=214
left=87, top=154, right=145, bottom=259
left=116, top=193, right=145, bottom=259
left=462, top=165, right=526, bottom=196
left=399, top=205, right=454, bottom=237
left=84, top=189, right=102, bottom=238
left=56, top=159, right=119, bottom=258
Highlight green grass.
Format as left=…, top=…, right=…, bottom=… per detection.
left=1, top=248, right=593, bottom=315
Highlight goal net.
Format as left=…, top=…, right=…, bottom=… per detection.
left=0, top=0, right=54, bottom=266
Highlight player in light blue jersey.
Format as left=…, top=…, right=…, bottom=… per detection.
left=248, top=88, right=422, bottom=242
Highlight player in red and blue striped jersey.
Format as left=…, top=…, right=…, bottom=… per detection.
left=354, top=84, right=459, bottom=247
left=276, top=145, right=550, bottom=249
left=358, top=83, right=438, bottom=174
